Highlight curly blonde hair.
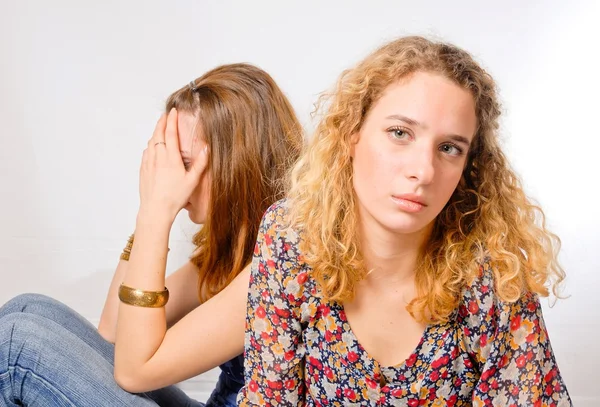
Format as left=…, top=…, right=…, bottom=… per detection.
left=287, top=36, right=565, bottom=324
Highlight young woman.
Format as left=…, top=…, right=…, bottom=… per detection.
left=0, top=63, right=302, bottom=406
left=238, top=36, right=572, bottom=406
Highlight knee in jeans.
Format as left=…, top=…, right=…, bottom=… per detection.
left=0, top=293, right=56, bottom=316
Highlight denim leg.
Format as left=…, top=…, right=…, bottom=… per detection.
left=0, top=293, right=115, bottom=362
left=203, top=370, right=242, bottom=407
left=0, top=294, right=204, bottom=407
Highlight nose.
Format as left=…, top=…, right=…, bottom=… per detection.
left=404, top=144, right=435, bottom=185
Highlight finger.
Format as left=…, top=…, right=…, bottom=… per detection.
left=189, top=144, right=209, bottom=182
left=142, top=147, right=153, bottom=172
left=164, top=107, right=181, bottom=159
left=148, top=114, right=168, bottom=148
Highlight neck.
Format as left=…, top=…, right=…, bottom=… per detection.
left=358, top=212, right=432, bottom=286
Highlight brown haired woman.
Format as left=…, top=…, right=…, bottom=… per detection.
left=0, top=63, right=302, bottom=406
left=238, top=36, right=572, bottom=406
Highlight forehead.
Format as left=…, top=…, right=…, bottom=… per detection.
left=177, top=111, right=202, bottom=154
left=177, top=111, right=200, bottom=134
left=368, top=71, right=477, bottom=139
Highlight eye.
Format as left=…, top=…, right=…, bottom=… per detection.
left=439, top=143, right=463, bottom=157
left=387, top=127, right=411, bottom=141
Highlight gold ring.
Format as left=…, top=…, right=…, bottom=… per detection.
left=154, top=141, right=166, bottom=147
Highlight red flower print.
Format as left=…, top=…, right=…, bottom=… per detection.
left=480, top=333, right=487, bottom=348
left=267, top=380, right=282, bottom=390
left=365, top=377, right=377, bottom=389
left=297, top=272, right=308, bottom=284
left=431, top=355, right=449, bottom=369
left=480, top=367, right=496, bottom=381
left=347, top=351, right=359, bottom=363
left=249, top=380, right=258, bottom=392
left=284, top=350, right=295, bottom=361
left=510, top=314, right=522, bottom=331
left=343, top=388, right=356, bottom=400
left=309, top=356, right=323, bottom=369
left=240, top=205, right=572, bottom=406
left=468, top=300, right=479, bottom=314
left=463, top=357, right=473, bottom=369
left=274, top=307, right=291, bottom=318
left=406, top=353, right=418, bottom=367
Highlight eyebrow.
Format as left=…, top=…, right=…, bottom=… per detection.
left=385, top=114, right=472, bottom=146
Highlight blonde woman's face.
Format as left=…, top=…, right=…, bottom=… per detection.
left=350, top=71, right=477, bottom=236
left=178, top=111, right=211, bottom=224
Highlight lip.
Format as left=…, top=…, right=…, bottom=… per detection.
left=391, top=194, right=427, bottom=213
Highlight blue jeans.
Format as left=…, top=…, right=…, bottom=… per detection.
left=0, top=293, right=239, bottom=406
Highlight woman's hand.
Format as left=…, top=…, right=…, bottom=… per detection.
left=138, top=108, right=207, bottom=224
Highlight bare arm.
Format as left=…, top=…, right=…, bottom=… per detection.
left=98, top=257, right=201, bottom=344
left=114, top=253, right=248, bottom=393
left=114, top=110, right=245, bottom=392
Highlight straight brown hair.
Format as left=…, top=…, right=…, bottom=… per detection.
left=166, top=63, right=303, bottom=301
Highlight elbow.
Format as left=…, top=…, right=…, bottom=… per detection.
left=114, top=365, right=148, bottom=394
left=96, top=321, right=116, bottom=345
left=97, top=328, right=116, bottom=345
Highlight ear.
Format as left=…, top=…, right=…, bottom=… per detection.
left=349, top=132, right=360, bottom=158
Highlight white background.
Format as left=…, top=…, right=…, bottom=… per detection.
left=1, top=1, right=598, bottom=404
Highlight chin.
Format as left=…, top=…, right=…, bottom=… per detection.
left=378, top=213, right=434, bottom=236
left=186, top=209, right=206, bottom=225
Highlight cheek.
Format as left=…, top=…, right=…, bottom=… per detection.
left=353, top=140, right=394, bottom=184
left=188, top=180, right=206, bottom=206
left=436, top=167, right=464, bottom=201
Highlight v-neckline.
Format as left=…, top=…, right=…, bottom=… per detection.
left=335, top=301, right=435, bottom=372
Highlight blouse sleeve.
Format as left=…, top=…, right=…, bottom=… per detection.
left=237, top=201, right=306, bottom=407
left=459, top=260, right=572, bottom=406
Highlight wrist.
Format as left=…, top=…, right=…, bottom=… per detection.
left=136, top=205, right=177, bottom=228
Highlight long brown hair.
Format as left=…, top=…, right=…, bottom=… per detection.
left=288, top=36, right=565, bottom=324
left=166, top=63, right=303, bottom=302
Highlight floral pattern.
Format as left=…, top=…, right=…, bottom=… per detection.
left=238, top=200, right=572, bottom=406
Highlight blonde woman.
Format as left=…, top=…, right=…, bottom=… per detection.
left=238, top=37, right=572, bottom=406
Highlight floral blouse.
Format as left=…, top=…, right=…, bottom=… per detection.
left=238, top=200, right=572, bottom=406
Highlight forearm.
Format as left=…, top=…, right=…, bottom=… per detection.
left=97, top=258, right=129, bottom=343
left=114, top=209, right=172, bottom=377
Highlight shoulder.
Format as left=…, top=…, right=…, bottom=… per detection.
left=257, top=199, right=301, bottom=262
left=457, top=254, right=543, bottom=345
left=254, top=199, right=312, bottom=303
left=459, top=255, right=539, bottom=315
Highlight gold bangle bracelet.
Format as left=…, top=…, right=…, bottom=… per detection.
left=118, top=284, right=169, bottom=308
left=119, top=233, right=169, bottom=262
left=120, top=234, right=135, bottom=262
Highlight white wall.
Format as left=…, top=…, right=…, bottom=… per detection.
left=1, top=0, right=598, bottom=404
